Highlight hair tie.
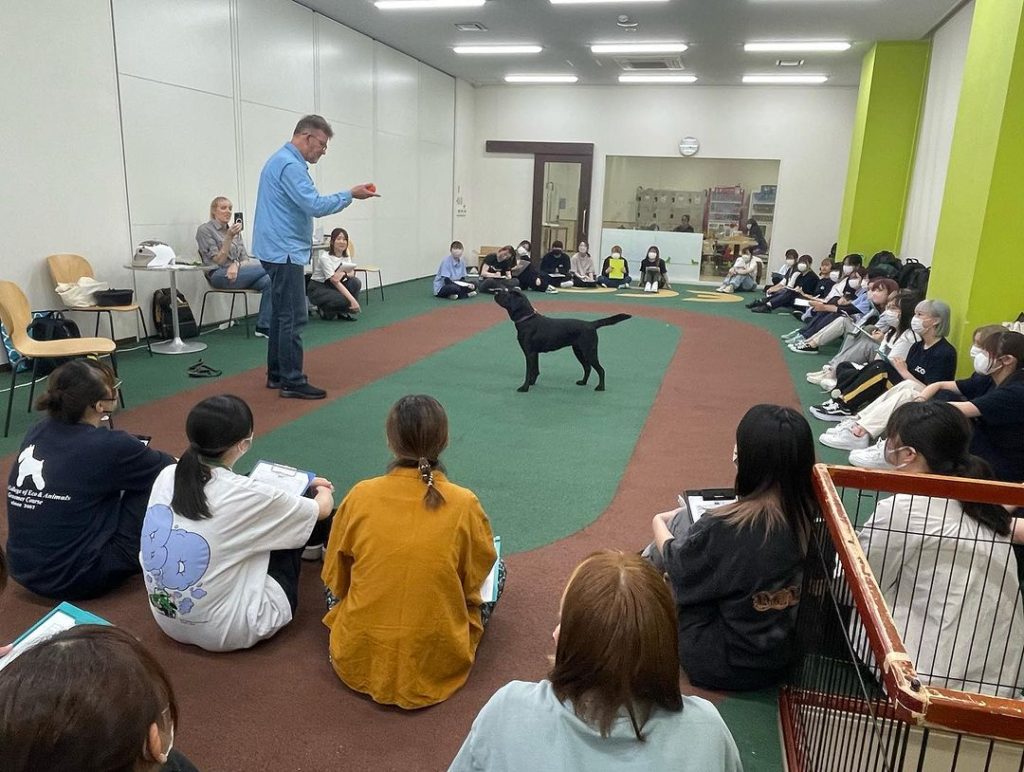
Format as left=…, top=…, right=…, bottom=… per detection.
left=418, top=457, right=434, bottom=488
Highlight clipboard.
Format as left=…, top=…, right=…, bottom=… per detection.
left=678, top=488, right=737, bottom=525
left=249, top=459, right=315, bottom=497
left=0, top=602, right=110, bottom=672
left=479, top=536, right=502, bottom=604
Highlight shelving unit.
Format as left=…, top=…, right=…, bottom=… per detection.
left=748, top=184, right=777, bottom=242
left=705, top=185, right=745, bottom=237
left=634, top=187, right=706, bottom=232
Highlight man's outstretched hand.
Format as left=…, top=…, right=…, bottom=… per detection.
left=351, top=183, right=379, bottom=200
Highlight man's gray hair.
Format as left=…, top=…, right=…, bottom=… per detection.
left=293, top=114, right=333, bottom=139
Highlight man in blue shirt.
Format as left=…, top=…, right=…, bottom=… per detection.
left=252, top=114, right=377, bottom=399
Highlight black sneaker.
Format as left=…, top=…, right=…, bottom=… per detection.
left=809, top=400, right=851, bottom=421
left=280, top=383, right=327, bottom=400
left=267, top=378, right=281, bottom=389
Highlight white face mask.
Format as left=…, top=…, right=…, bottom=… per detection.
left=883, top=443, right=914, bottom=470
left=829, top=270, right=840, bottom=282
left=842, top=264, right=854, bottom=275
left=237, top=434, right=253, bottom=460
left=451, top=249, right=463, bottom=259
left=612, top=250, right=621, bottom=257
left=974, top=350, right=1001, bottom=376
left=910, top=316, right=927, bottom=335
left=517, top=246, right=529, bottom=256
left=848, top=278, right=862, bottom=290
left=647, top=251, right=657, bottom=259
left=785, top=258, right=796, bottom=266
left=969, top=345, right=983, bottom=360
left=797, top=262, right=809, bottom=272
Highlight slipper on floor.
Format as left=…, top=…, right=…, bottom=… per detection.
left=187, top=360, right=222, bottom=378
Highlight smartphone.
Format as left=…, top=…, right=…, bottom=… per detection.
left=233, top=212, right=244, bottom=226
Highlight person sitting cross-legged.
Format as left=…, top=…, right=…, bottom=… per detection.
left=433, top=240, right=478, bottom=300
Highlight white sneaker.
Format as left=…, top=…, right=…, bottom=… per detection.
left=820, top=376, right=837, bottom=391
left=849, top=438, right=891, bottom=469
left=806, top=369, right=827, bottom=384
left=446, top=294, right=459, bottom=300
left=782, top=330, right=802, bottom=341
left=819, top=425, right=871, bottom=450
left=560, top=280, right=573, bottom=288
left=545, top=286, right=559, bottom=293
left=468, top=290, right=478, bottom=297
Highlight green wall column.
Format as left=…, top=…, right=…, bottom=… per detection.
left=837, top=42, right=931, bottom=260
left=930, top=0, right=1024, bottom=363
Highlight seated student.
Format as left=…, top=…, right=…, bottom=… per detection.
left=781, top=262, right=871, bottom=341
left=806, top=291, right=922, bottom=392
left=787, top=278, right=899, bottom=353
left=856, top=402, right=1024, bottom=697
left=322, top=395, right=501, bottom=709
left=746, top=217, right=768, bottom=254
left=823, top=323, right=1001, bottom=459
left=196, top=195, right=272, bottom=337
left=637, top=246, right=669, bottom=293
left=672, top=213, right=696, bottom=233
left=512, top=240, right=556, bottom=293
left=715, top=250, right=762, bottom=293
left=478, top=245, right=520, bottom=293
left=818, top=256, right=834, bottom=280
left=433, top=240, right=477, bottom=300
left=5, top=360, right=174, bottom=600
left=765, top=248, right=799, bottom=287
left=909, top=329, right=1024, bottom=482
left=141, top=395, right=334, bottom=652
left=570, top=241, right=599, bottom=287
left=449, top=550, right=742, bottom=772
left=307, top=227, right=362, bottom=320
left=650, top=404, right=818, bottom=691
left=539, top=241, right=574, bottom=288
left=811, top=298, right=956, bottom=422
left=597, top=245, right=632, bottom=288
left=0, top=625, right=198, bottom=772
left=750, top=254, right=818, bottom=313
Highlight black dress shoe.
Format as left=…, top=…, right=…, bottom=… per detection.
left=750, top=305, right=772, bottom=314
left=280, top=383, right=327, bottom=400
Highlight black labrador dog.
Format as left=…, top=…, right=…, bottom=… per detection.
left=494, top=288, right=631, bottom=392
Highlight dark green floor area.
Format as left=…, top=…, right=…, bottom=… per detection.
left=3, top=279, right=870, bottom=771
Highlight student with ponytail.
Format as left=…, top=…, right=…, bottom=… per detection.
left=6, top=359, right=174, bottom=599
left=141, top=395, right=335, bottom=652
left=322, top=394, right=500, bottom=709
left=857, top=401, right=1024, bottom=696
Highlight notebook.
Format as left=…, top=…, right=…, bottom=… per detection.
left=479, top=536, right=502, bottom=604
left=249, top=460, right=315, bottom=497
left=0, top=603, right=110, bottom=672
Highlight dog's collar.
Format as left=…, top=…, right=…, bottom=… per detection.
left=512, top=312, right=536, bottom=324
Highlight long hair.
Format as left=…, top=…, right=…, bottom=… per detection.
left=34, top=359, right=115, bottom=424
left=328, top=227, right=349, bottom=257
left=0, top=625, right=177, bottom=772
left=645, top=245, right=660, bottom=261
left=886, top=402, right=1011, bottom=533
left=386, top=395, right=449, bottom=509
left=979, top=330, right=1024, bottom=386
left=718, top=405, right=818, bottom=554
left=549, top=551, right=682, bottom=741
left=171, top=395, right=253, bottom=521
left=889, top=291, right=922, bottom=341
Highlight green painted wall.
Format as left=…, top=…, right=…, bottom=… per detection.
left=930, top=0, right=1024, bottom=367
left=837, top=42, right=931, bottom=260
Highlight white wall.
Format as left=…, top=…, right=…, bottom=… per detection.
left=463, top=85, right=859, bottom=266
left=900, top=1, right=974, bottom=264
left=0, top=0, right=132, bottom=331
left=0, top=0, right=456, bottom=359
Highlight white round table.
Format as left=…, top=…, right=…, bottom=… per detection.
left=124, top=262, right=214, bottom=355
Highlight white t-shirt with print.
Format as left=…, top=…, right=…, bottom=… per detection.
left=310, top=253, right=355, bottom=283
left=140, top=465, right=319, bottom=652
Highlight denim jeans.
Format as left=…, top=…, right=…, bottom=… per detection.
left=724, top=274, right=757, bottom=292
left=261, top=259, right=307, bottom=387
left=208, top=262, right=273, bottom=330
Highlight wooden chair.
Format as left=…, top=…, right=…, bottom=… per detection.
left=46, top=253, right=152, bottom=355
left=330, top=239, right=384, bottom=305
left=0, top=281, right=118, bottom=437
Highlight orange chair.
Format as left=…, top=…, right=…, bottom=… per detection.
left=0, top=281, right=119, bottom=437
left=46, top=253, right=152, bottom=355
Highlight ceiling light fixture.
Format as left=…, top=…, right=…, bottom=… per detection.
left=504, top=74, right=579, bottom=83
left=744, top=41, right=851, bottom=53
left=375, top=0, right=486, bottom=10
left=743, top=74, right=829, bottom=84
left=619, top=74, right=697, bottom=83
left=550, top=0, right=667, bottom=4
left=454, top=45, right=542, bottom=54
left=454, top=22, right=488, bottom=32
left=591, top=42, right=688, bottom=54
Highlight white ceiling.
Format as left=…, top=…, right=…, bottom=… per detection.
left=299, top=0, right=965, bottom=87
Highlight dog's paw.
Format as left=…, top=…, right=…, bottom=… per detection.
left=517, top=385, right=530, bottom=393
left=595, top=385, right=605, bottom=391
left=575, top=379, right=587, bottom=386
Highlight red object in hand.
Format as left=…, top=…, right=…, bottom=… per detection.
left=366, top=183, right=377, bottom=193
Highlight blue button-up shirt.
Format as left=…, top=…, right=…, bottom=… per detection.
left=252, top=143, right=352, bottom=265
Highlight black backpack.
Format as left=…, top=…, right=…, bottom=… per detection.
left=26, top=311, right=81, bottom=376
left=897, top=259, right=930, bottom=294
left=867, top=250, right=902, bottom=280
left=152, top=289, right=198, bottom=340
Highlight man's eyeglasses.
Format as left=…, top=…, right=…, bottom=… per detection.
left=305, top=133, right=328, bottom=151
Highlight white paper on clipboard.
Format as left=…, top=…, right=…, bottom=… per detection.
left=678, top=489, right=737, bottom=524
left=249, top=460, right=314, bottom=496
left=479, top=536, right=502, bottom=604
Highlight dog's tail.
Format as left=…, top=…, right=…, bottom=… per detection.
left=591, top=313, right=632, bottom=329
